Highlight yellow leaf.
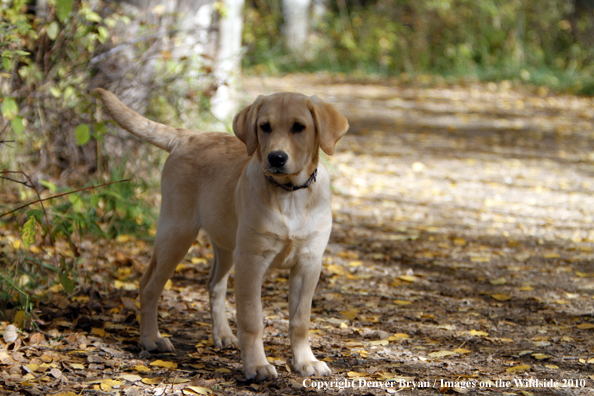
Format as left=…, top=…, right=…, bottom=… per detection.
left=166, top=377, right=190, bottom=384
left=150, top=360, right=178, bottom=369
left=191, top=257, right=207, bottom=265
left=116, top=235, right=131, bottom=243
left=519, top=285, right=533, bottom=291
left=490, top=277, right=507, bottom=285
left=340, top=308, right=358, bottom=321
left=141, top=378, right=163, bottom=385
left=531, top=353, right=549, bottom=360
left=576, top=271, right=593, bottom=278
left=134, top=365, right=152, bottom=373
left=214, top=367, right=231, bottom=373
left=347, top=371, right=367, bottom=377
left=14, top=310, right=25, bottom=329
left=368, top=339, right=389, bottom=346
left=388, top=333, right=410, bottom=341
left=399, top=275, right=417, bottom=282
left=545, top=365, right=559, bottom=369
left=453, top=238, right=466, bottom=246
left=164, top=279, right=173, bottom=290
left=24, top=363, right=39, bottom=372
left=560, top=335, right=574, bottom=342
left=119, top=374, right=142, bottom=382
left=327, top=264, right=345, bottom=276
left=506, top=364, right=530, bottom=373
left=394, top=299, right=412, bottom=305
left=348, top=260, right=363, bottom=267
left=471, top=256, right=490, bottom=263
left=185, top=386, right=213, bottom=395
left=51, top=393, right=77, bottom=396
left=492, top=294, right=511, bottom=301
left=454, top=348, right=471, bottom=354
left=114, top=280, right=137, bottom=291
left=70, top=363, right=85, bottom=370
left=428, top=350, right=457, bottom=358
left=543, top=253, right=559, bottom=259
left=468, top=330, right=488, bottom=337
left=91, top=328, right=106, bottom=337
left=577, top=323, right=594, bottom=330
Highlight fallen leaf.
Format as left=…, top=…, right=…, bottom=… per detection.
left=454, top=348, right=471, bottom=354
left=150, top=360, right=178, bottom=369
left=531, top=353, right=549, bottom=360
left=491, top=294, right=511, bottom=301
left=468, top=330, right=488, bottom=336
left=141, top=377, right=163, bottom=385
left=368, top=339, right=389, bottom=346
left=577, top=323, right=594, bottom=330
left=347, top=371, right=367, bottom=377
left=3, top=325, right=18, bottom=343
left=506, top=364, right=530, bottom=372
left=399, top=275, right=417, bottom=282
left=340, top=308, right=358, bottom=320
left=119, top=374, right=142, bottom=382
left=428, top=350, right=457, bottom=358
left=490, top=277, right=507, bottom=285
left=184, top=386, right=213, bottom=395
left=388, top=333, right=410, bottom=341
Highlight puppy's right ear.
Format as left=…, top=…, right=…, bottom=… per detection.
left=233, top=96, right=265, bottom=156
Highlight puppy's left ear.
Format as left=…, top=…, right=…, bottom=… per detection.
left=233, top=95, right=265, bottom=156
left=308, top=96, right=349, bottom=155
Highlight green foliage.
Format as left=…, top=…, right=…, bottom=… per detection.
left=243, top=0, right=594, bottom=93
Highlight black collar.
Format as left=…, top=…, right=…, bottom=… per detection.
left=265, top=169, right=317, bottom=192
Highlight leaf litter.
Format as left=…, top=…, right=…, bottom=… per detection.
left=1, top=75, right=594, bottom=394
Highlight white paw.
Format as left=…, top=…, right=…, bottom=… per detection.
left=244, top=364, right=278, bottom=381
left=140, top=336, right=175, bottom=353
left=293, top=360, right=331, bottom=377
left=213, top=332, right=238, bottom=349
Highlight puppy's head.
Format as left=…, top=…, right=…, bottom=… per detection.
left=233, top=93, right=348, bottom=176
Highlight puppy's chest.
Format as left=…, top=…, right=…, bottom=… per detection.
left=260, top=198, right=329, bottom=269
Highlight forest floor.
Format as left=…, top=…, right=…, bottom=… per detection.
left=2, top=75, right=594, bottom=395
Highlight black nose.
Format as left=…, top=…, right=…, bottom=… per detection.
left=268, top=151, right=288, bottom=168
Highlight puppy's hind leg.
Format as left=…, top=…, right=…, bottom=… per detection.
left=139, top=220, right=199, bottom=353
left=208, top=244, right=238, bottom=348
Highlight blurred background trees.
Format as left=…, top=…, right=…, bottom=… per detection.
left=245, top=0, right=594, bottom=93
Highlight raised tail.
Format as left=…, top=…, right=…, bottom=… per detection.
left=92, top=88, right=180, bottom=153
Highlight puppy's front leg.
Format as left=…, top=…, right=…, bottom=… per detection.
left=234, top=254, right=278, bottom=381
left=289, top=260, right=331, bottom=377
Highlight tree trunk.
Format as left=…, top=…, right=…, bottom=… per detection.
left=282, top=0, right=311, bottom=53
left=211, top=0, right=245, bottom=120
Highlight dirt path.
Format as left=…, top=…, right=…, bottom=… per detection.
left=2, top=76, right=594, bottom=395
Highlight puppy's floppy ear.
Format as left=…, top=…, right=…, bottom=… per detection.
left=233, top=95, right=265, bottom=156
left=308, top=96, right=349, bottom=155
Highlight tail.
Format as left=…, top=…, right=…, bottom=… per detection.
left=92, top=88, right=181, bottom=152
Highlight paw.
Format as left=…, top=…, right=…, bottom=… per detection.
left=140, top=336, right=175, bottom=353
left=293, top=360, right=331, bottom=377
left=244, top=364, right=278, bottom=381
left=213, top=333, right=238, bottom=349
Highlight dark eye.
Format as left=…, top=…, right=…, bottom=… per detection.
left=260, top=122, right=272, bottom=133
left=292, top=122, right=305, bottom=133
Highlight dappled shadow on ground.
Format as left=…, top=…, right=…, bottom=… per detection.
left=2, top=76, right=594, bottom=395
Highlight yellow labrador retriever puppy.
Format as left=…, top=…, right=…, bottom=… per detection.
left=93, top=89, right=348, bottom=380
